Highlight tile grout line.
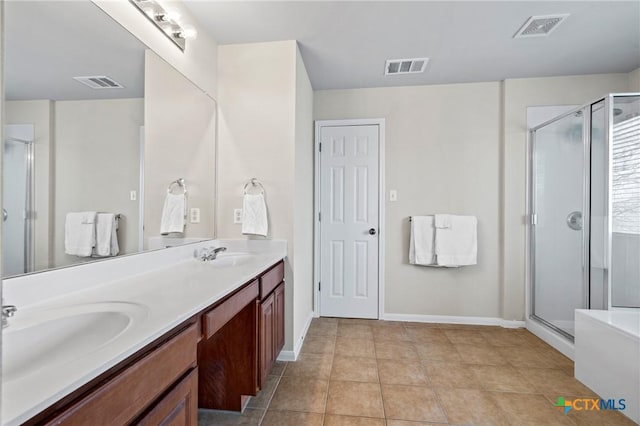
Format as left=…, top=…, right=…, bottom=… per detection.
left=256, top=372, right=284, bottom=425
left=320, top=330, right=338, bottom=425
left=371, top=331, right=385, bottom=422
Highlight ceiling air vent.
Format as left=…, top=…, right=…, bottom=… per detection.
left=73, top=76, right=124, bottom=89
left=385, top=58, right=429, bottom=75
left=514, top=14, right=569, bottom=38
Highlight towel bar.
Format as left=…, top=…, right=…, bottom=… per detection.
left=243, top=178, right=265, bottom=195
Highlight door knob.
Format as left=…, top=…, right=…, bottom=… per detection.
left=369, top=228, right=377, bottom=235
left=2, top=209, right=7, bottom=222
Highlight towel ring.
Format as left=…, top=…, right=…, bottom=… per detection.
left=167, top=178, right=187, bottom=195
left=243, top=178, right=265, bottom=195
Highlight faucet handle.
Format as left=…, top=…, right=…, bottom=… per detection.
left=2, top=305, right=17, bottom=317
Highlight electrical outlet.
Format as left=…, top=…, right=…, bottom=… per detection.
left=389, top=190, right=398, bottom=202
left=234, top=209, right=243, bottom=224
left=130, top=190, right=137, bottom=201
left=190, top=208, right=200, bottom=224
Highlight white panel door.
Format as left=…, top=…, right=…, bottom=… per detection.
left=320, top=125, right=379, bottom=318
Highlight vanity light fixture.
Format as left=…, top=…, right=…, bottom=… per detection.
left=129, top=0, right=197, bottom=51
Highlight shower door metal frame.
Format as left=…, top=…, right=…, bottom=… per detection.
left=527, top=102, right=594, bottom=341
left=4, top=136, right=35, bottom=275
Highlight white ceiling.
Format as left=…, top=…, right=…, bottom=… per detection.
left=5, top=1, right=146, bottom=101
left=184, top=1, right=640, bottom=90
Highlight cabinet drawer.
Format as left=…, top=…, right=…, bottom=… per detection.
left=46, top=323, right=199, bottom=426
left=260, top=261, right=284, bottom=299
left=135, top=368, right=198, bottom=426
left=203, top=280, right=259, bottom=339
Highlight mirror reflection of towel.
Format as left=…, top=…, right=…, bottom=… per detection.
left=65, top=212, right=97, bottom=257
left=242, top=194, right=268, bottom=237
left=161, top=194, right=186, bottom=235
left=93, top=213, right=119, bottom=257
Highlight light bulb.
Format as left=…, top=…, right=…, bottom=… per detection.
left=181, top=24, right=197, bottom=40
left=142, top=6, right=156, bottom=18
left=164, top=8, right=181, bottom=23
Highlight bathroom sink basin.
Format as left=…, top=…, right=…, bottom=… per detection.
left=207, top=252, right=253, bottom=267
left=2, top=302, right=148, bottom=383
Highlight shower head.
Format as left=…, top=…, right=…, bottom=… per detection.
left=613, top=108, right=623, bottom=117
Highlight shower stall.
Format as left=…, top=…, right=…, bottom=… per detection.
left=528, top=93, right=640, bottom=341
left=3, top=124, right=34, bottom=277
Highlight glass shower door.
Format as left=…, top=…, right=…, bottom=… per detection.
left=531, top=109, right=587, bottom=338
left=3, top=124, right=34, bottom=277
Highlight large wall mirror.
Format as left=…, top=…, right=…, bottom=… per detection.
left=3, top=1, right=216, bottom=278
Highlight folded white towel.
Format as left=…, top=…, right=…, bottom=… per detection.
left=435, top=215, right=477, bottom=266
left=409, top=216, right=436, bottom=265
left=65, top=212, right=97, bottom=257
left=161, top=194, right=186, bottom=235
left=93, top=213, right=119, bottom=257
left=242, top=194, right=268, bottom=237
left=434, top=214, right=452, bottom=229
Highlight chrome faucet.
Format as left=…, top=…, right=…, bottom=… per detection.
left=196, top=246, right=227, bottom=261
left=2, top=302, right=17, bottom=328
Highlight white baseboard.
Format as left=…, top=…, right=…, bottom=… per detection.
left=381, top=313, right=525, bottom=329
left=277, top=310, right=314, bottom=362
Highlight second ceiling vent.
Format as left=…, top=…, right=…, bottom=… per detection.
left=385, top=58, right=429, bottom=76
left=73, top=76, right=124, bottom=89
left=514, top=14, right=569, bottom=38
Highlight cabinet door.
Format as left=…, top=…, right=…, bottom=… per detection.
left=274, top=283, right=285, bottom=356
left=259, top=293, right=275, bottom=387
left=136, top=368, right=198, bottom=426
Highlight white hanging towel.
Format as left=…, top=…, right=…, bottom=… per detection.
left=434, top=214, right=452, bottom=229
left=93, top=213, right=119, bottom=257
left=242, top=193, right=268, bottom=237
left=160, top=193, right=186, bottom=235
left=409, top=216, right=436, bottom=265
left=65, top=212, right=97, bottom=257
left=435, top=215, right=477, bottom=267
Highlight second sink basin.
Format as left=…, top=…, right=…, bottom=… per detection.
left=2, top=301, right=148, bottom=383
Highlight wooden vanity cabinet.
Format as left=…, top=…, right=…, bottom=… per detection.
left=258, top=261, right=285, bottom=388
left=26, top=258, right=286, bottom=424
left=259, top=292, right=276, bottom=387
left=197, top=280, right=259, bottom=411
left=274, top=283, right=285, bottom=355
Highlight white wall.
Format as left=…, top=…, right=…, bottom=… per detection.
left=144, top=50, right=216, bottom=245
left=217, top=40, right=313, bottom=353
left=5, top=101, right=53, bottom=270
left=54, top=98, right=143, bottom=267
left=629, top=67, right=640, bottom=92
left=293, top=46, right=314, bottom=344
left=93, top=0, right=218, bottom=98
left=315, top=82, right=503, bottom=319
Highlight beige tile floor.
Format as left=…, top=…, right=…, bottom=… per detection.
left=198, top=318, right=637, bottom=426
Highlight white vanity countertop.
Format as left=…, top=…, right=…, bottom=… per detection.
left=2, top=244, right=286, bottom=426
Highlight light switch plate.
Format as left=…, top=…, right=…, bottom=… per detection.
left=190, top=208, right=200, bottom=224
left=234, top=209, right=243, bottom=224
left=389, top=190, right=398, bottom=202
left=130, top=190, right=137, bottom=201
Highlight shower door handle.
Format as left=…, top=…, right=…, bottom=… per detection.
left=2, top=209, right=7, bottom=222
left=566, top=211, right=582, bottom=231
